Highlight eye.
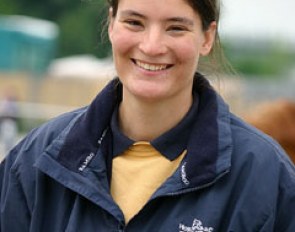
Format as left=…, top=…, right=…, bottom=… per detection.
left=168, top=25, right=188, bottom=32
left=124, top=19, right=143, bottom=27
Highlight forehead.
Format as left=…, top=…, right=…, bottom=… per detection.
left=116, top=0, right=200, bottom=20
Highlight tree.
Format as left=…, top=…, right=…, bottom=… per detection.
left=1, top=0, right=112, bottom=58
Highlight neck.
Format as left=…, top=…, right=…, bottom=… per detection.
left=118, top=91, right=193, bottom=141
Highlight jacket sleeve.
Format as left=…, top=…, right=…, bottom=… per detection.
left=0, top=111, right=80, bottom=232
left=274, top=159, right=295, bottom=232
left=0, top=140, right=31, bottom=232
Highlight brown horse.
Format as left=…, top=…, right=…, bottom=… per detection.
left=244, top=99, right=295, bottom=164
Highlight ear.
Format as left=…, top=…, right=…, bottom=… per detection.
left=108, top=8, right=114, bottom=43
left=200, top=21, right=217, bottom=56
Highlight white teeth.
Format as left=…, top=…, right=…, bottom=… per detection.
left=136, top=60, right=168, bottom=71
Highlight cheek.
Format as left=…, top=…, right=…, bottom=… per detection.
left=172, top=37, right=200, bottom=64
left=110, top=28, right=136, bottom=55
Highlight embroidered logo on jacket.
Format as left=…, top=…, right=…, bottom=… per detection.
left=179, top=219, right=214, bottom=232
left=78, top=152, right=95, bottom=171
left=181, top=162, right=190, bottom=185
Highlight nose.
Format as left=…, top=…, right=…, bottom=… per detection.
left=138, top=28, right=168, bottom=56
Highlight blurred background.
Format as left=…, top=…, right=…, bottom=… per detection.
left=0, top=0, right=295, bottom=158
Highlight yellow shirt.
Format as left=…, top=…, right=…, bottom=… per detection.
left=111, top=141, right=186, bottom=223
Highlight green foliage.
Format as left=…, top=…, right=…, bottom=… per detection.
left=0, top=0, right=20, bottom=14
left=57, top=1, right=111, bottom=58
left=222, top=39, right=295, bottom=78
left=1, top=0, right=112, bottom=58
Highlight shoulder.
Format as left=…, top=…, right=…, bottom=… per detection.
left=229, top=113, right=295, bottom=186
left=0, top=107, right=88, bottom=213
left=1, top=107, right=87, bottom=172
left=230, top=114, right=287, bottom=157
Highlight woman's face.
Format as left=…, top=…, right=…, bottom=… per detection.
left=109, top=0, right=216, bottom=103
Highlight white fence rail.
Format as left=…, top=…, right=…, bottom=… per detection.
left=0, top=101, right=77, bottom=159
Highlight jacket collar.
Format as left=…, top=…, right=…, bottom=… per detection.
left=43, top=73, right=232, bottom=189
left=56, top=78, right=120, bottom=171
left=184, top=74, right=232, bottom=187
left=111, top=92, right=200, bottom=161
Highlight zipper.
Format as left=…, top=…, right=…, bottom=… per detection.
left=126, top=169, right=230, bottom=227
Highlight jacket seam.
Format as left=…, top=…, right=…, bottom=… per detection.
left=10, top=166, right=32, bottom=216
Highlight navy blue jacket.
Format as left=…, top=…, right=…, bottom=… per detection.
left=1, top=74, right=295, bottom=232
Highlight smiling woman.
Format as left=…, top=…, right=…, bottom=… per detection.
left=108, top=0, right=217, bottom=142
left=0, top=0, right=295, bottom=231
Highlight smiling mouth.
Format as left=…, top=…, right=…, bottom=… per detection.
left=132, top=59, right=173, bottom=71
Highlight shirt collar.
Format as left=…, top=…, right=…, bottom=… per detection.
left=111, top=93, right=199, bottom=161
left=111, top=106, right=134, bottom=157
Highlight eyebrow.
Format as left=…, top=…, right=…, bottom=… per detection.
left=120, top=10, right=146, bottom=19
left=119, top=10, right=194, bottom=26
left=168, top=17, right=194, bottom=26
